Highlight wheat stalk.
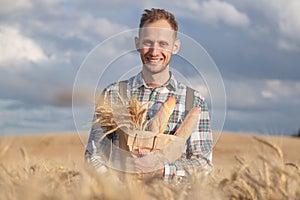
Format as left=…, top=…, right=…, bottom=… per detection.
left=252, top=136, right=284, bottom=159
left=20, top=147, right=29, bottom=164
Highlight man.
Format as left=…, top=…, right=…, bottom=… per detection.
left=85, top=8, right=213, bottom=184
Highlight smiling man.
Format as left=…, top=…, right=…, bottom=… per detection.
left=85, top=8, right=213, bottom=184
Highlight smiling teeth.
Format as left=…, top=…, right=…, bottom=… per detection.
left=149, top=59, right=161, bottom=63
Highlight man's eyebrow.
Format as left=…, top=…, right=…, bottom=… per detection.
left=159, top=40, right=169, bottom=45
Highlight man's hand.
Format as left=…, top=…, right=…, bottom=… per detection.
left=133, top=151, right=164, bottom=179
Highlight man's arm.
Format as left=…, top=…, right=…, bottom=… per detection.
left=85, top=122, right=112, bottom=173
left=163, top=99, right=213, bottom=183
left=85, top=82, right=124, bottom=172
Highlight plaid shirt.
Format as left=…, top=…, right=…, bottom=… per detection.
left=85, top=72, right=213, bottom=183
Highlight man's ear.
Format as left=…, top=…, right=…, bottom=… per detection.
left=172, top=39, right=181, bottom=54
left=134, top=36, right=140, bottom=52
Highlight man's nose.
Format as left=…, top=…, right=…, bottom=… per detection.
left=149, top=43, right=160, bottom=56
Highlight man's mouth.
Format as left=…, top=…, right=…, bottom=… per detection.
left=146, top=57, right=163, bottom=65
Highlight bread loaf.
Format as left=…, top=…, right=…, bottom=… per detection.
left=174, top=107, right=201, bottom=140
left=149, top=96, right=176, bottom=134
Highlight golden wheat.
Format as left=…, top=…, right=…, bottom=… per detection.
left=0, top=134, right=299, bottom=200
left=220, top=136, right=300, bottom=200
left=95, top=96, right=150, bottom=131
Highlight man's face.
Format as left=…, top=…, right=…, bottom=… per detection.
left=135, top=20, right=180, bottom=74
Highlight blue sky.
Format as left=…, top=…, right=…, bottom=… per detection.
left=0, top=0, right=300, bottom=136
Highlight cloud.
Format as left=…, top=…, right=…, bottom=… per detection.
left=0, top=99, right=75, bottom=135
left=171, top=0, right=249, bottom=27
left=0, top=26, right=48, bottom=65
left=224, top=77, right=300, bottom=134
left=262, top=0, right=300, bottom=50
left=0, top=0, right=32, bottom=14
left=78, top=13, right=130, bottom=38
left=277, top=39, right=300, bottom=51
left=264, top=79, right=300, bottom=103
left=238, top=0, right=300, bottom=51
left=0, top=1, right=132, bottom=106
left=199, top=0, right=250, bottom=27
left=274, top=1, right=300, bottom=41
left=226, top=77, right=300, bottom=111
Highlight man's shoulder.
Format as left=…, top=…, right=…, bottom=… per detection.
left=192, top=89, right=205, bottom=100
left=184, top=85, right=206, bottom=106
left=103, top=75, right=136, bottom=93
left=176, top=81, right=205, bottom=101
left=103, top=81, right=119, bottom=93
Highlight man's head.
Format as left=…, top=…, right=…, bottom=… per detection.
left=135, top=8, right=181, bottom=76
left=139, top=8, right=178, bottom=37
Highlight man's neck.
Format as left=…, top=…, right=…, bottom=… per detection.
left=142, top=68, right=170, bottom=88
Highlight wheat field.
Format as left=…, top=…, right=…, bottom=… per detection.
left=0, top=132, right=299, bottom=200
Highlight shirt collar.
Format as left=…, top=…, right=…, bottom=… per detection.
left=132, top=71, right=177, bottom=91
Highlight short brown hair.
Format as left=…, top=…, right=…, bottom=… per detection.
left=139, top=8, right=178, bottom=32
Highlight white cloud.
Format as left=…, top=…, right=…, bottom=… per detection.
left=261, top=90, right=274, bottom=99
left=78, top=14, right=129, bottom=38
left=265, top=79, right=300, bottom=98
left=172, top=0, right=250, bottom=27
left=200, top=0, right=250, bottom=27
left=219, top=0, right=300, bottom=51
left=227, top=78, right=300, bottom=109
left=224, top=77, right=300, bottom=133
left=0, top=0, right=32, bottom=14
left=262, top=0, right=300, bottom=49
left=277, top=39, right=299, bottom=51
left=0, top=26, right=47, bottom=65
left=276, top=1, right=300, bottom=41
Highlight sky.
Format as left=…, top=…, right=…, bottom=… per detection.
left=0, top=0, right=300, bottom=136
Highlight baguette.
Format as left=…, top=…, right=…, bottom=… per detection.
left=174, top=107, right=201, bottom=140
left=149, top=96, right=176, bottom=134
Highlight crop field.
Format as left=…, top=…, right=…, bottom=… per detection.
left=0, top=133, right=299, bottom=200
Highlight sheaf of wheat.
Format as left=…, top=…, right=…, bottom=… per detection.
left=94, top=95, right=151, bottom=141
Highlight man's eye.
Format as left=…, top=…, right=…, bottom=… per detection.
left=159, top=42, right=169, bottom=47
left=143, top=41, right=152, bottom=46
